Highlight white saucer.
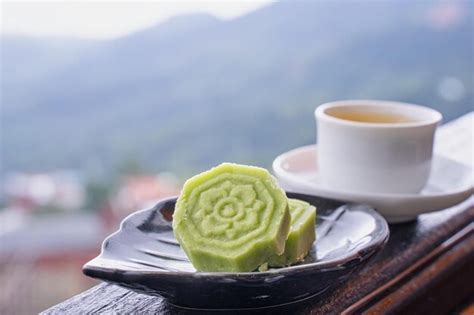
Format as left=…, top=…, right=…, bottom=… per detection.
left=273, top=145, right=473, bottom=223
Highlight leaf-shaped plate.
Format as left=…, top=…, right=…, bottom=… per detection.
left=83, top=192, right=389, bottom=309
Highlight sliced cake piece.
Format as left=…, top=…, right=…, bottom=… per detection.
left=268, top=198, right=316, bottom=267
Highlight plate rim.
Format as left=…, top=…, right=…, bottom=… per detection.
left=83, top=194, right=389, bottom=279
left=272, top=144, right=474, bottom=201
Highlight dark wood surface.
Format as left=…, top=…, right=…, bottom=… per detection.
left=42, top=197, right=474, bottom=315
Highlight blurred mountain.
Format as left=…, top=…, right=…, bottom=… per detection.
left=1, top=1, right=473, bottom=177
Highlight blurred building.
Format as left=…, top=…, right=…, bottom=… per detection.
left=112, top=173, right=181, bottom=218
left=3, top=171, right=86, bottom=212
left=0, top=211, right=103, bottom=314
left=0, top=170, right=182, bottom=312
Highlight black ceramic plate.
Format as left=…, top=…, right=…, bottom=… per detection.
left=83, top=192, right=389, bottom=309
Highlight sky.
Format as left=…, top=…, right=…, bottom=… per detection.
left=1, top=1, right=273, bottom=39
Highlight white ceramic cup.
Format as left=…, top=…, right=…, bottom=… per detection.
left=315, top=100, right=442, bottom=194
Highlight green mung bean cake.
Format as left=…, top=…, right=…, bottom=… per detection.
left=268, top=198, right=316, bottom=267
left=173, top=163, right=291, bottom=272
